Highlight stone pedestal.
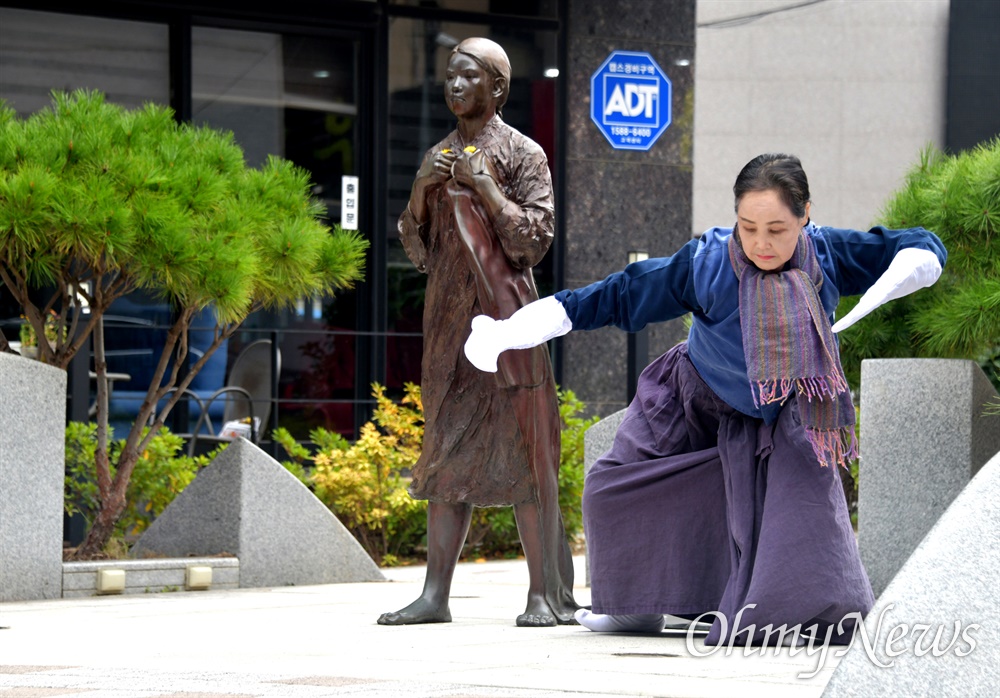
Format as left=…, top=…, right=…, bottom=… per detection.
left=131, top=438, right=384, bottom=586
left=859, top=358, right=1000, bottom=596
left=0, top=353, right=67, bottom=602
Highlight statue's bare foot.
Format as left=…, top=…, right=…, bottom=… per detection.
left=515, top=594, right=557, bottom=627
left=548, top=587, right=583, bottom=624
left=554, top=608, right=580, bottom=625
left=549, top=595, right=581, bottom=625
left=377, top=598, right=451, bottom=625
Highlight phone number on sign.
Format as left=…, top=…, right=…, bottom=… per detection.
left=611, top=127, right=652, bottom=137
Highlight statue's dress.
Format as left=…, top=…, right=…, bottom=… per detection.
left=399, top=116, right=557, bottom=506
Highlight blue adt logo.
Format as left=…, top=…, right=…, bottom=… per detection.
left=590, top=51, right=672, bottom=151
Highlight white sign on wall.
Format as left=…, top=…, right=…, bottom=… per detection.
left=341, top=175, right=359, bottom=230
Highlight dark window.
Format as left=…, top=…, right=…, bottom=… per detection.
left=192, top=27, right=363, bottom=439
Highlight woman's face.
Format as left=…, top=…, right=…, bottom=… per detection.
left=445, top=53, right=494, bottom=121
left=736, top=189, right=810, bottom=271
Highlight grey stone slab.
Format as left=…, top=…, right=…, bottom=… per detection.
left=211, top=567, right=239, bottom=586
left=61, top=572, right=99, bottom=591
left=130, top=438, right=384, bottom=587
left=859, top=359, right=1000, bottom=596
left=584, top=408, right=627, bottom=477
left=0, top=353, right=67, bottom=602
left=823, top=451, right=1000, bottom=697
left=61, top=588, right=105, bottom=599
left=121, top=569, right=187, bottom=588
left=582, top=409, right=627, bottom=584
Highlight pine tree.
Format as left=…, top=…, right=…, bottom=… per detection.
left=0, top=90, right=368, bottom=557
left=837, top=137, right=1000, bottom=390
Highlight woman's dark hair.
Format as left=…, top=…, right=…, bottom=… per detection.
left=733, top=153, right=811, bottom=218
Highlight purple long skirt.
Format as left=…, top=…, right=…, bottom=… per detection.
left=584, top=343, right=874, bottom=645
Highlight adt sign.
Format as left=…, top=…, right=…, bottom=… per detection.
left=590, top=51, right=672, bottom=151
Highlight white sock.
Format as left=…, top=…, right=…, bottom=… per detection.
left=575, top=609, right=666, bottom=633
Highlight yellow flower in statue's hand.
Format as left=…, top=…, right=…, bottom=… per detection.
left=464, top=145, right=477, bottom=153
left=440, top=149, right=452, bottom=153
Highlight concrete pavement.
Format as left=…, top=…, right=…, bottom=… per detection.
left=0, top=556, right=839, bottom=697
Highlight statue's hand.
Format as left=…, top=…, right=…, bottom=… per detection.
left=415, top=149, right=459, bottom=188
left=451, top=149, right=504, bottom=215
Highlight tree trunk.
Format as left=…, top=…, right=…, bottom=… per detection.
left=73, top=457, right=131, bottom=558
left=71, top=312, right=238, bottom=559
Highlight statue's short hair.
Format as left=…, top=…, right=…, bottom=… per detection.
left=452, top=37, right=511, bottom=115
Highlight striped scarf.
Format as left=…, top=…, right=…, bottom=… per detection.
left=728, top=227, right=857, bottom=468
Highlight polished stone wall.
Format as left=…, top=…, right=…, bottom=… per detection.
left=562, top=0, right=696, bottom=416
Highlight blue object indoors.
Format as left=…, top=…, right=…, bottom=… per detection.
left=102, top=293, right=228, bottom=436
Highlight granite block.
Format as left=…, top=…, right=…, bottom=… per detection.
left=202, top=565, right=239, bottom=588
left=822, top=451, right=1000, bottom=697
left=0, top=353, right=67, bottom=602
left=119, top=569, right=187, bottom=589
left=858, top=359, right=1000, bottom=596
left=563, top=329, right=629, bottom=418
left=560, top=155, right=692, bottom=412
left=130, top=438, right=384, bottom=587
left=562, top=322, right=687, bottom=422
left=584, top=408, right=627, bottom=476
left=62, top=571, right=104, bottom=592
left=582, top=408, right=627, bottom=584
left=63, top=557, right=239, bottom=573
left=563, top=159, right=694, bottom=286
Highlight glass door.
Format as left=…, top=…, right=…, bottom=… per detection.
left=192, top=25, right=364, bottom=440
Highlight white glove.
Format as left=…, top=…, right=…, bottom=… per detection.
left=463, top=296, right=572, bottom=372
left=832, top=247, right=942, bottom=333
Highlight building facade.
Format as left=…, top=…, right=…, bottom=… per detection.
left=693, top=0, right=951, bottom=233
left=4, top=0, right=995, bottom=438
left=0, top=0, right=696, bottom=433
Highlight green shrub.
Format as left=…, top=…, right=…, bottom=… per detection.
left=64, top=422, right=222, bottom=548
left=280, top=383, right=426, bottom=566
left=838, top=138, right=1000, bottom=389
left=274, top=383, right=598, bottom=566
